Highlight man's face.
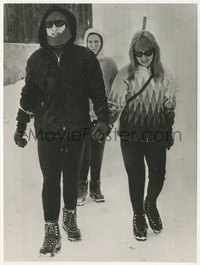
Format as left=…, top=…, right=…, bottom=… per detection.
left=45, top=11, right=67, bottom=37
left=87, top=34, right=102, bottom=55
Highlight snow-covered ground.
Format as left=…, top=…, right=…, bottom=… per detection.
left=3, top=80, right=197, bottom=262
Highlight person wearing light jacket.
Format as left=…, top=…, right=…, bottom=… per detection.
left=108, top=29, right=176, bottom=241
left=77, top=28, right=118, bottom=206
left=13, top=6, right=110, bottom=257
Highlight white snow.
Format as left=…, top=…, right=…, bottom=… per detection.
left=3, top=79, right=197, bottom=262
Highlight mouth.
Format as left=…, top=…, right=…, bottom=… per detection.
left=51, top=32, right=61, bottom=37
left=140, top=60, right=149, bottom=64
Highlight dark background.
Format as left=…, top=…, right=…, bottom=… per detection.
left=4, top=4, right=92, bottom=44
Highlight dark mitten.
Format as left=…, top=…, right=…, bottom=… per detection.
left=164, top=109, right=175, bottom=127
left=164, top=108, right=175, bottom=150
left=166, top=130, right=174, bottom=150
left=14, top=109, right=31, bottom=148
left=91, top=122, right=111, bottom=143
left=14, top=129, right=28, bottom=148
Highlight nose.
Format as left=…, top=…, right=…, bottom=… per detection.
left=51, top=24, right=57, bottom=30
left=90, top=42, right=95, bottom=48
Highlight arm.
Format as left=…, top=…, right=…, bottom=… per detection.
left=86, top=50, right=110, bottom=142
left=87, top=50, right=109, bottom=124
left=14, top=56, right=38, bottom=147
left=163, top=71, right=176, bottom=149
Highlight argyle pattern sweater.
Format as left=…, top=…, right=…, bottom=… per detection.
left=108, top=65, right=176, bottom=141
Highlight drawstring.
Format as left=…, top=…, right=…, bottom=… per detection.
left=61, top=127, right=69, bottom=153
left=61, top=133, right=68, bottom=153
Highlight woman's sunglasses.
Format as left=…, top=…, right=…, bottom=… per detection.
left=134, top=49, right=154, bottom=57
left=45, top=20, right=66, bottom=28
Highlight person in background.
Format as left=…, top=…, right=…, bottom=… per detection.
left=108, top=27, right=176, bottom=241
left=14, top=5, right=110, bottom=257
left=77, top=28, right=118, bottom=206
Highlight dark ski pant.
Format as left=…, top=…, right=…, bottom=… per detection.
left=80, top=133, right=105, bottom=182
left=120, top=140, right=166, bottom=214
left=37, top=134, right=85, bottom=222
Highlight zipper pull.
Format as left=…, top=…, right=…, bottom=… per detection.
left=58, top=56, right=60, bottom=68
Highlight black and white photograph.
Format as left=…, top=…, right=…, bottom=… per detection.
left=3, top=1, right=197, bottom=263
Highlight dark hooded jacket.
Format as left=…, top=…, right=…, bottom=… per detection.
left=20, top=5, right=109, bottom=134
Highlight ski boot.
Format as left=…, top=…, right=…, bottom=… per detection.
left=40, top=221, right=61, bottom=257
left=133, top=213, right=148, bottom=241
left=89, top=180, right=105, bottom=203
left=144, top=199, right=163, bottom=233
left=77, top=180, right=88, bottom=206
left=62, top=208, right=81, bottom=242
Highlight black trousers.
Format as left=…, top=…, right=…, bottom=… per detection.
left=37, top=133, right=85, bottom=222
left=80, top=133, right=105, bottom=182
left=120, top=140, right=166, bottom=214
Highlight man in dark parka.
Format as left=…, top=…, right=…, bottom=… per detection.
left=14, top=5, right=110, bottom=257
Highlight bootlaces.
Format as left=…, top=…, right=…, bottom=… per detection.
left=64, top=210, right=79, bottom=232
left=42, top=223, right=59, bottom=251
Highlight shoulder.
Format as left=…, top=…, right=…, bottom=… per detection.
left=74, top=44, right=96, bottom=58
left=111, top=65, right=129, bottom=88
left=29, top=48, right=44, bottom=60
left=116, top=65, right=129, bottom=79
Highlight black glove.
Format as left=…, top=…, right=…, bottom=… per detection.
left=14, top=108, right=31, bottom=148
left=91, top=122, right=111, bottom=143
left=164, top=108, right=175, bottom=150
left=14, top=129, right=28, bottom=148
left=166, top=130, right=174, bottom=150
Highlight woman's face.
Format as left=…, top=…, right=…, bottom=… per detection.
left=134, top=49, right=154, bottom=68
left=87, top=34, right=102, bottom=55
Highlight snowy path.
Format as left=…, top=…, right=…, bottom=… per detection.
left=4, top=81, right=196, bottom=262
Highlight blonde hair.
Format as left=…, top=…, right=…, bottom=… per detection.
left=128, top=30, right=164, bottom=82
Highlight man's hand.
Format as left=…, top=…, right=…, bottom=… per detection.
left=91, top=122, right=111, bottom=143
left=14, top=129, right=28, bottom=148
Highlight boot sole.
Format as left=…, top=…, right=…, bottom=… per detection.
left=62, top=226, right=81, bottom=242
left=90, top=193, right=105, bottom=203
left=152, top=228, right=163, bottom=234
left=145, top=214, right=163, bottom=234
left=68, top=237, right=81, bottom=242
left=77, top=200, right=86, bottom=206
left=134, top=235, right=147, bottom=241
left=39, top=243, right=61, bottom=257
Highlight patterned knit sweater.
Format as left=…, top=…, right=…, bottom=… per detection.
left=108, top=65, right=176, bottom=142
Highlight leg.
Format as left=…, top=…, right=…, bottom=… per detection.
left=89, top=137, right=105, bottom=202
left=37, top=137, right=62, bottom=256
left=77, top=134, right=91, bottom=205
left=145, top=142, right=166, bottom=204
left=90, top=137, right=105, bottom=181
left=120, top=140, right=146, bottom=214
left=144, top=142, right=166, bottom=233
left=120, top=140, right=148, bottom=241
left=37, top=137, right=62, bottom=222
left=80, top=134, right=91, bottom=182
left=62, top=135, right=85, bottom=241
left=62, top=137, right=85, bottom=210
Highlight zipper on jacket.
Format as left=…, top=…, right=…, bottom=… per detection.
left=53, top=50, right=64, bottom=68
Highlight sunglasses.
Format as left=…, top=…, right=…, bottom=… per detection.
left=134, top=49, right=154, bottom=57
left=45, top=20, right=66, bottom=28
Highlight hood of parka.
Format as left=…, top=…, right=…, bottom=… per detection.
left=83, top=28, right=104, bottom=59
left=38, top=5, right=77, bottom=48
